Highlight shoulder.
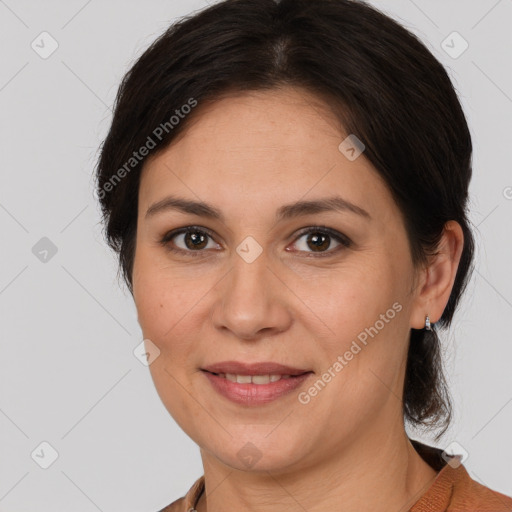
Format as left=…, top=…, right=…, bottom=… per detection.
left=158, top=496, right=187, bottom=512
left=157, top=496, right=183, bottom=512
left=450, top=464, right=512, bottom=511
left=412, top=461, right=512, bottom=511
left=409, top=440, right=512, bottom=512
left=157, top=476, right=205, bottom=512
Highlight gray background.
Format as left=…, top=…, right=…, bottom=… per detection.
left=0, top=0, right=511, bottom=510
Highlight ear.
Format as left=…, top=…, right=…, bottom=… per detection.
left=410, top=220, right=464, bottom=330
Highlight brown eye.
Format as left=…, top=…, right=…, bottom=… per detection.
left=159, top=225, right=351, bottom=258
left=289, top=227, right=352, bottom=256
left=182, top=231, right=208, bottom=250
left=305, top=232, right=331, bottom=252
left=159, top=226, right=219, bottom=256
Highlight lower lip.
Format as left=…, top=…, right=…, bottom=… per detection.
left=202, top=371, right=313, bottom=406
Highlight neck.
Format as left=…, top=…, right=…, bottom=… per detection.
left=195, top=428, right=438, bottom=512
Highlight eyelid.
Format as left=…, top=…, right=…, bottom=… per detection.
left=292, top=225, right=351, bottom=244
left=159, top=224, right=352, bottom=257
left=159, top=225, right=221, bottom=256
left=289, top=225, right=352, bottom=256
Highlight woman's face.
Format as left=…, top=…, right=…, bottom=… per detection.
left=132, top=87, right=425, bottom=473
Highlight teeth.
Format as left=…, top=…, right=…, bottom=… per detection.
left=222, top=373, right=291, bottom=384
left=252, top=375, right=270, bottom=384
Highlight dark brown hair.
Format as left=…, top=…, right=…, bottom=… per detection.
left=95, top=0, right=475, bottom=439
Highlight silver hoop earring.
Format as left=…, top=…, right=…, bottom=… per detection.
left=425, top=314, right=432, bottom=330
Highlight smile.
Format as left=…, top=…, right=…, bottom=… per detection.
left=201, top=370, right=313, bottom=406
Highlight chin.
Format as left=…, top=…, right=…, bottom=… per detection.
left=205, top=435, right=306, bottom=474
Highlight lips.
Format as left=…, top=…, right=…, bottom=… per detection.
left=202, top=369, right=313, bottom=405
left=201, top=360, right=311, bottom=376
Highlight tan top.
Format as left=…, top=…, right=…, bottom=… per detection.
left=158, top=440, right=512, bottom=511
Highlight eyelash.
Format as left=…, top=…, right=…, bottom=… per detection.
left=159, top=225, right=352, bottom=259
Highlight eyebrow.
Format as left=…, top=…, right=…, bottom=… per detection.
left=145, top=195, right=371, bottom=222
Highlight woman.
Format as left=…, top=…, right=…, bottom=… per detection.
left=95, top=0, right=512, bottom=510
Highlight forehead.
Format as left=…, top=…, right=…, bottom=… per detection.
left=170, top=87, right=343, bottom=155
left=138, top=87, right=397, bottom=226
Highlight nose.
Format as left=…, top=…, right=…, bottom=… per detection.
left=211, top=248, right=293, bottom=341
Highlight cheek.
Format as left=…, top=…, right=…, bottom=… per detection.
left=133, top=253, right=194, bottom=343
left=146, top=356, right=200, bottom=437
left=133, top=262, right=213, bottom=383
left=294, top=262, right=409, bottom=397
left=290, top=261, right=400, bottom=342
left=135, top=281, right=203, bottom=424
left=304, top=307, right=408, bottom=440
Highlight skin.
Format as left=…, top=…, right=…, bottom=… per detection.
left=132, top=86, right=464, bottom=512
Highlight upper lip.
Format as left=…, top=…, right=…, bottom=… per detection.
left=201, top=361, right=312, bottom=376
